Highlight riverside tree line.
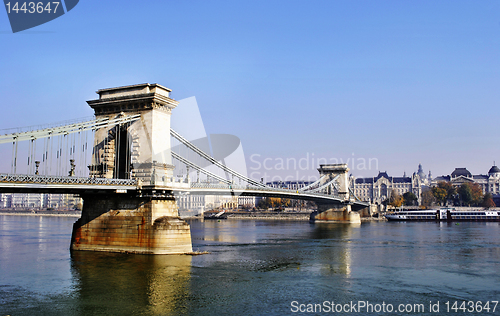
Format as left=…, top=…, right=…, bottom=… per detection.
left=387, top=181, right=496, bottom=208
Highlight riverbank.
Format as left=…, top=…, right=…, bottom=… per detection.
left=361, top=216, right=387, bottom=222
left=227, top=212, right=310, bottom=221
left=0, top=210, right=81, bottom=217
left=1, top=210, right=386, bottom=221
left=185, top=211, right=386, bottom=222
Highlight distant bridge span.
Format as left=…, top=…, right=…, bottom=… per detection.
left=0, top=173, right=369, bottom=210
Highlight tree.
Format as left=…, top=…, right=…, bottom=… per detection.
left=458, top=183, right=473, bottom=206
left=470, top=183, right=483, bottom=206
left=432, top=187, right=447, bottom=206
left=421, top=188, right=436, bottom=208
left=437, top=181, right=456, bottom=203
left=388, top=189, right=404, bottom=208
left=257, top=197, right=288, bottom=209
left=257, top=198, right=270, bottom=209
left=482, top=192, right=496, bottom=208
left=403, top=192, right=418, bottom=206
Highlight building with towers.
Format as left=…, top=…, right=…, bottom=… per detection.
left=433, top=164, right=500, bottom=204
left=350, top=165, right=427, bottom=205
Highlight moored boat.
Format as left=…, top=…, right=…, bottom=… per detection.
left=204, top=210, right=227, bottom=220
left=385, top=208, right=500, bottom=222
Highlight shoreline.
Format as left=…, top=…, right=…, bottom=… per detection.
left=226, top=215, right=310, bottom=221
left=184, top=211, right=387, bottom=222
left=0, top=211, right=81, bottom=217
left=1, top=211, right=386, bottom=221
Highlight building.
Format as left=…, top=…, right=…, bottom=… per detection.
left=176, top=194, right=256, bottom=216
left=350, top=164, right=430, bottom=205
left=175, top=194, right=206, bottom=214
left=238, top=196, right=258, bottom=208
left=433, top=165, right=500, bottom=203
left=0, top=193, right=81, bottom=210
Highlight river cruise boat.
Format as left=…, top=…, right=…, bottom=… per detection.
left=385, top=208, right=500, bottom=222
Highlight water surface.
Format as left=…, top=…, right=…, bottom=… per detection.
left=1, top=215, right=499, bottom=315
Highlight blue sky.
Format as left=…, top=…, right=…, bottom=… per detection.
left=0, top=0, right=499, bottom=180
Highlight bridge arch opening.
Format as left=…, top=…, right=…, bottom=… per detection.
left=114, top=124, right=132, bottom=179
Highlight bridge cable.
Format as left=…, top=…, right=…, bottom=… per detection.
left=0, top=114, right=140, bottom=144
left=348, top=187, right=363, bottom=202
left=297, top=175, right=327, bottom=192
left=308, top=175, right=341, bottom=193
left=171, top=152, right=231, bottom=185
left=170, top=129, right=267, bottom=188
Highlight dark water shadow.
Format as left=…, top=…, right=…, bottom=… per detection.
left=70, top=251, right=192, bottom=315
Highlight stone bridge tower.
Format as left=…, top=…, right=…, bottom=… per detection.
left=317, top=164, right=351, bottom=200
left=310, top=163, right=361, bottom=223
left=71, top=84, right=192, bottom=254
left=87, top=83, right=177, bottom=183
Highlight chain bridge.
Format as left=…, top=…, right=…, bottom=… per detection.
left=0, top=83, right=368, bottom=254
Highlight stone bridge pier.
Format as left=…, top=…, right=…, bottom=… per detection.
left=310, top=164, right=361, bottom=224
left=70, top=84, right=192, bottom=254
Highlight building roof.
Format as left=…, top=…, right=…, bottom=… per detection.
left=417, top=163, right=425, bottom=179
left=354, top=172, right=411, bottom=184
left=451, top=168, right=472, bottom=178
left=375, top=172, right=390, bottom=181
left=488, top=165, right=500, bottom=174
left=434, top=175, right=451, bottom=182
left=473, top=175, right=488, bottom=180
left=355, top=178, right=373, bottom=184
left=393, top=177, right=412, bottom=183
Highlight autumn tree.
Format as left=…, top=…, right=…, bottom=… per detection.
left=257, top=197, right=288, bottom=209
left=455, top=182, right=484, bottom=206
left=470, top=183, right=483, bottom=206
left=432, top=187, right=447, bottom=206
left=421, top=188, right=436, bottom=208
left=482, top=192, right=496, bottom=208
left=388, top=189, right=404, bottom=208
left=403, top=192, right=418, bottom=206
left=437, top=181, right=456, bottom=203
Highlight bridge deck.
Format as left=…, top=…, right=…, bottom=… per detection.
left=0, top=174, right=369, bottom=209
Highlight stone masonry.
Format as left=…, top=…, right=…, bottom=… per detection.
left=71, top=83, right=193, bottom=254
left=310, top=164, right=361, bottom=223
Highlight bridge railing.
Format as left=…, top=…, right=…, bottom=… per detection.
left=0, top=173, right=137, bottom=186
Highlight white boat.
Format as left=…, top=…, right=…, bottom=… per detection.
left=385, top=208, right=500, bottom=222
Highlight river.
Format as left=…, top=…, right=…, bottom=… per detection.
left=1, top=215, right=499, bottom=315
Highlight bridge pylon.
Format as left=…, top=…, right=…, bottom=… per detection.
left=71, top=84, right=192, bottom=254
left=310, top=164, right=361, bottom=224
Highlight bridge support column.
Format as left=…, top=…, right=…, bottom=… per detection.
left=73, top=83, right=192, bottom=254
left=310, top=164, right=361, bottom=223
left=71, top=193, right=192, bottom=254
left=310, top=204, right=361, bottom=224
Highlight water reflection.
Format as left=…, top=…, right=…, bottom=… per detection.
left=310, top=223, right=358, bottom=276
left=70, top=251, right=192, bottom=315
left=193, top=219, right=258, bottom=243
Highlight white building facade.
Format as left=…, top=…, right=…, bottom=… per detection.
left=350, top=164, right=430, bottom=205
left=0, top=193, right=81, bottom=210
